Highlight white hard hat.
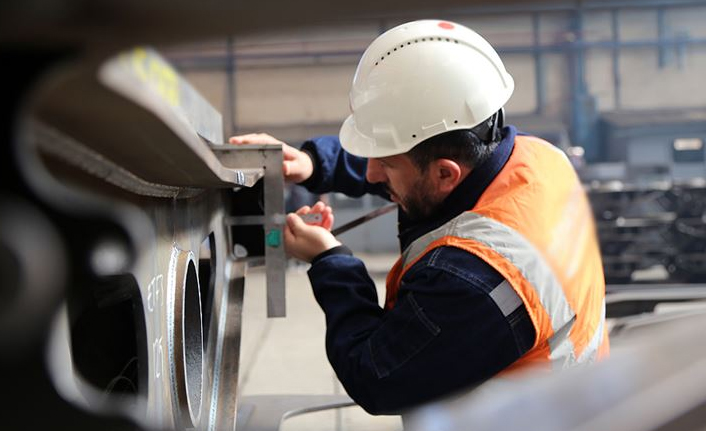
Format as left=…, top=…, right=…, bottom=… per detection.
left=339, top=20, right=514, bottom=158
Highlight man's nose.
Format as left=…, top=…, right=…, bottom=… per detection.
left=365, top=158, right=386, bottom=183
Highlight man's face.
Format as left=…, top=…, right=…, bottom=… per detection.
left=366, top=155, right=442, bottom=220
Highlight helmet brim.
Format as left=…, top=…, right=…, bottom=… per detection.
left=339, top=114, right=408, bottom=159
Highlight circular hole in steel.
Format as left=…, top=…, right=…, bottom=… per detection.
left=183, top=259, right=203, bottom=423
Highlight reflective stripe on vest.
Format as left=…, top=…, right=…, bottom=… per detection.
left=385, top=135, right=608, bottom=370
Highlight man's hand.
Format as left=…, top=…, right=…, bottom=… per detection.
left=284, top=202, right=341, bottom=263
left=296, top=201, right=334, bottom=231
left=229, top=133, right=314, bottom=183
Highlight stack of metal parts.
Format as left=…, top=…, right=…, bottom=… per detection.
left=586, top=180, right=706, bottom=284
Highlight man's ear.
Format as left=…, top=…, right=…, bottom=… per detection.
left=433, top=159, right=468, bottom=193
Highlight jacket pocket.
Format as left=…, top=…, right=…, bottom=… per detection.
left=368, top=293, right=441, bottom=379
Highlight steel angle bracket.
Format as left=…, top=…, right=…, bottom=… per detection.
left=213, top=144, right=287, bottom=317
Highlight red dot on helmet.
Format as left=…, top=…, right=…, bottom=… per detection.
left=438, top=22, right=454, bottom=30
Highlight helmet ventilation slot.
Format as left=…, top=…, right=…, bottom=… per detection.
left=374, top=38, right=460, bottom=66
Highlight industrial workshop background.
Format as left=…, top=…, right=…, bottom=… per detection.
left=3, top=1, right=706, bottom=431
left=165, top=1, right=706, bottom=284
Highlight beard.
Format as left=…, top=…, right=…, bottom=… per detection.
left=389, top=176, right=444, bottom=221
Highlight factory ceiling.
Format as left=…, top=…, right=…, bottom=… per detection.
left=1, top=0, right=701, bottom=52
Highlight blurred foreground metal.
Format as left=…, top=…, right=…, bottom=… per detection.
left=405, top=308, right=706, bottom=431
left=2, top=46, right=286, bottom=430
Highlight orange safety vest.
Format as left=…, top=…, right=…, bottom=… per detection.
left=386, top=135, right=609, bottom=371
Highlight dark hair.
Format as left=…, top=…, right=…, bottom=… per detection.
left=407, top=111, right=503, bottom=171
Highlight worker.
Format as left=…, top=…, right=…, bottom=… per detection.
left=230, top=19, right=609, bottom=415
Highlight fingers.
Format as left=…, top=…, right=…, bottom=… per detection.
left=319, top=206, right=333, bottom=228
left=322, top=211, right=334, bottom=231
left=295, top=205, right=311, bottom=215
left=283, top=214, right=306, bottom=259
left=292, top=201, right=334, bottom=230
left=283, top=216, right=296, bottom=245
left=284, top=210, right=342, bottom=262
left=281, top=144, right=300, bottom=160
left=282, top=146, right=313, bottom=183
left=311, top=201, right=326, bottom=213
left=294, top=202, right=329, bottom=217
left=282, top=160, right=294, bottom=177
left=231, top=135, right=312, bottom=183
left=228, top=133, right=283, bottom=145
left=311, top=201, right=334, bottom=230
left=286, top=212, right=305, bottom=234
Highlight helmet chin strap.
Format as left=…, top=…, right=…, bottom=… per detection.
left=469, top=108, right=505, bottom=146
left=492, top=108, right=505, bottom=143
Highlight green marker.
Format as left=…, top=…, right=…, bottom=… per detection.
left=266, top=229, right=281, bottom=248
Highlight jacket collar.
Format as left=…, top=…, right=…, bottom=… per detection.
left=397, top=125, right=517, bottom=251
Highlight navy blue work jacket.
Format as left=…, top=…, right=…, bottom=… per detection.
left=297, top=126, right=535, bottom=415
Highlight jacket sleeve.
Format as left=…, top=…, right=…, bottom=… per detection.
left=307, top=246, right=536, bottom=415
left=298, top=135, right=389, bottom=198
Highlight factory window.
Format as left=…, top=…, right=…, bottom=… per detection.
left=673, top=138, right=704, bottom=163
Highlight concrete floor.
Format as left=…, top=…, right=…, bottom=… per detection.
left=237, top=253, right=403, bottom=431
